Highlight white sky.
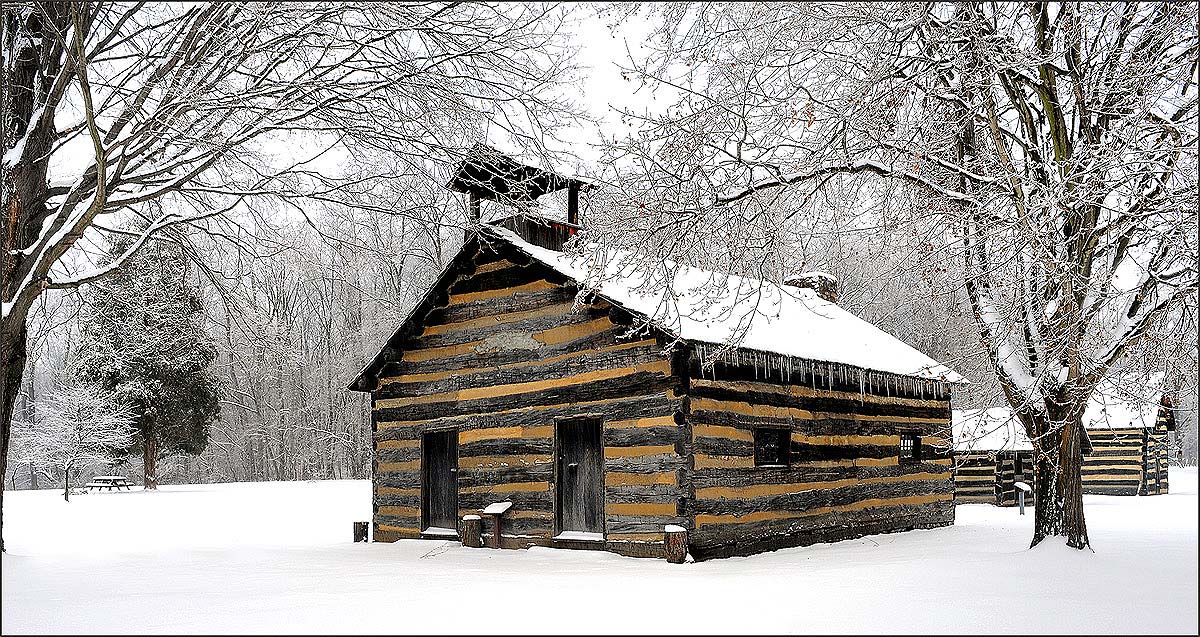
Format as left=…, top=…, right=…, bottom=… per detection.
left=555, top=6, right=664, bottom=171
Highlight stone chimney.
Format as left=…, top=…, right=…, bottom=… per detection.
left=784, top=272, right=839, bottom=304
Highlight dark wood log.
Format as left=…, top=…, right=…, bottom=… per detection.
left=377, top=343, right=660, bottom=400
left=353, top=521, right=369, bottom=542
left=690, top=479, right=953, bottom=516
left=688, top=380, right=951, bottom=420
left=385, top=325, right=633, bottom=379
left=426, top=287, right=576, bottom=325
left=602, top=454, right=686, bottom=473
left=447, top=263, right=546, bottom=296
left=689, top=409, right=943, bottom=436
left=602, top=426, right=684, bottom=448
left=374, top=371, right=673, bottom=423
left=665, top=526, right=687, bottom=564
left=376, top=393, right=675, bottom=443
left=461, top=515, right=483, bottom=548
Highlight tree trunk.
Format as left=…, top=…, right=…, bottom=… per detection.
left=62, top=467, right=70, bottom=502
left=142, top=429, right=158, bottom=490
left=0, top=323, right=29, bottom=551
left=1030, top=413, right=1090, bottom=549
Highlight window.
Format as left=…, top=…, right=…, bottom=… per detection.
left=754, top=428, right=790, bottom=467
left=900, top=433, right=921, bottom=464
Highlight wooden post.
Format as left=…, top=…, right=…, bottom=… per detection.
left=353, top=521, right=369, bottom=543
left=462, top=515, right=483, bottom=548
left=486, top=513, right=503, bottom=548
left=665, top=525, right=687, bottom=564
left=567, top=182, right=580, bottom=225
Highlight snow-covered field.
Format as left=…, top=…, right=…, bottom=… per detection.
left=3, top=470, right=1196, bottom=635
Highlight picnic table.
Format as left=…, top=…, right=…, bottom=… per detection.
left=85, top=476, right=134, bottom=492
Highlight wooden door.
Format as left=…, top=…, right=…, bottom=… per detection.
left=422, top=430, right=458, bottom=532
left=556, top=419, right=604, bottom=535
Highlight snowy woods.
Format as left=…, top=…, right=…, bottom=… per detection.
left=2, top=1, right=1197, bottom=557
left=584, top=2, right=1198, bottom=548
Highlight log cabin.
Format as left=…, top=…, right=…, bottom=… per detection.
left=952, top=386, right=1176, bottom=505
left=349, top=147, right=966, bottom=560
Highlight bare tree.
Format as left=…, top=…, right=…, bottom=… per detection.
left=11, top=382, right=134, bottom=501
left=593, top=2, right=1198, bottom=549
left=1, top=1, right=583, bottom=548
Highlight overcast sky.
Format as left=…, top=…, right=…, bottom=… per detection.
left=558, top=6, right=662, bottom=170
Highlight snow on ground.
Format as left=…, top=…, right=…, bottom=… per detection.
left=3, top=470, right=1196, bottom=634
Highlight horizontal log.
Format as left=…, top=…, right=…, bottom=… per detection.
left=384, top=326, right=639, bottom=381
left=376, top=486, right=420, bottom=496
left=375, top=367, right=672, bottom=424
left=377, top=448, right=422, bottom=463
left=689, top=409, right=943, bottom=437
left=423, top=283, right=575, bottom=326
left=691, top=377, right=947, bottom=409
left=460, top=481, right=550, bottom=494
left=381, top=342, right=660, bottom=400
left=459, top=491, right=552, bottom=512
left=376, top=472, right=420, bottom=488
left=605, top=514, right=689, bottom=527
left=695, top=471, right=950, bottom=500
left=603, top=453, right=686, bottom=473
left=689, top=500, right=954, bottom=559
left=689, top=379, right=950, bottom=420
left=690, top=460, right=949, bottom=488
left=448, top=279, right=559, bottom=305
left=606, top=502, right=678, bottom=516
left=604, top=484, right=682, bottom=500
left=376, top=358, right=669, bottom=411
left=604, top=444, right=676, bottom=459
left=688, top=397, right=948, bottom=428
left=691, top=479, right=953, bottom=517
left=446, top=262, right=545, bottom=297
left=376, top=393, right=675, bottom=440
left=458, top=465, right=553, bottom=487
left=376, top=494, right=421, bottom=507
left=378, top=505, right=421, bottom=517
left=694, top=492, right=953, bottom=528
left=409, top=305, right=608, bottom=351
left=459, top=437, right=553, bottom=457
left=603, top=426, right=684, bottom=448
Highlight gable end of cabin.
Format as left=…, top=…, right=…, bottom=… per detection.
left=366, top=237, right=690, bottom=556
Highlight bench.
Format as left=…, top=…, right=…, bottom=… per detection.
left=85, top=476, right=134, bottom=492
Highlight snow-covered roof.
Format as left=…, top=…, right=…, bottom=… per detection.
left=953, top=381, right=1165, bottom=452
left=486, top=224, right=964, bottom=383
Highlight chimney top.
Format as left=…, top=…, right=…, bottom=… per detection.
left=784, top=272, right=839, bottom=304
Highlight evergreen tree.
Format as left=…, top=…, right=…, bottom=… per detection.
left=76, top=238, right=222, bottom=489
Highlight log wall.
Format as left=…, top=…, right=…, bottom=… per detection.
left=681, top=359, right=955, bottom=560
left=369, top=241, right=684, bottom=556
left=1081, top=428, right=1147, bottom=496
left=952, top=453, right=998, bottom=504
left=952, top=451, right=1036, bottom=506
left=1142, top=410, right=1172, bottom=495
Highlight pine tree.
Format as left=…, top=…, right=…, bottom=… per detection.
left=76, top=238, right=222, bottom=489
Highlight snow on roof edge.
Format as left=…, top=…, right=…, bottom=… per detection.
left=486, top=225, right=967, bottom=384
